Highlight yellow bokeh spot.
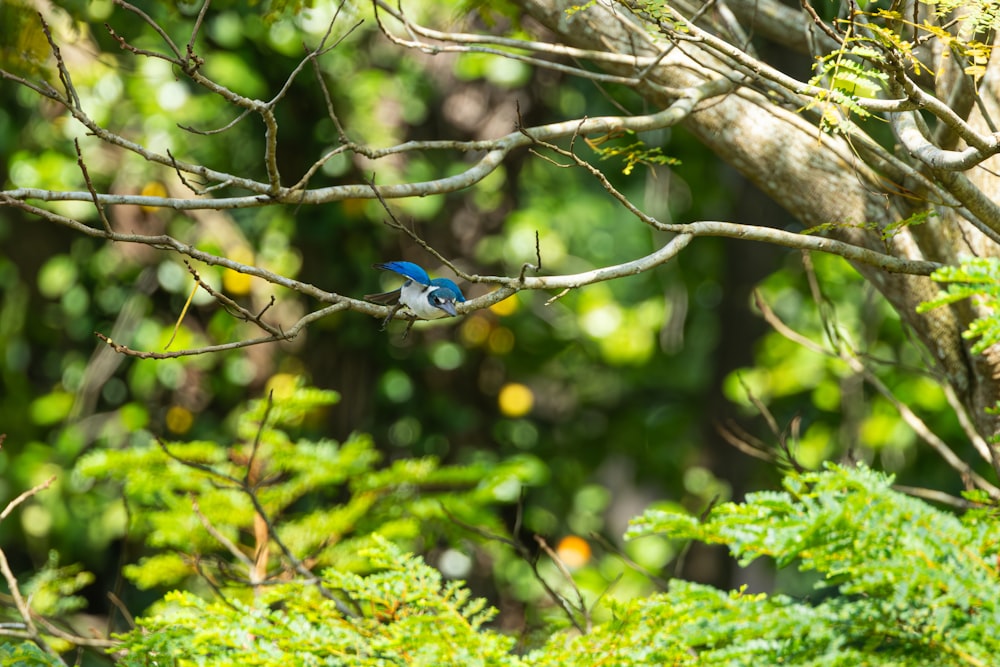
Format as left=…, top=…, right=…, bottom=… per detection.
left=140, top=181, right=168, bottom=212
left=556, top=535, right=591, bottom=569
left=489, top=296, right=519, bottom=316
left=460, top=315, right=492, bottom=346
left=165, top=405, right=193, bottom=434
left=487, top=327, right=515, bottom=355
left=223, top=246, right=255, bottom=296
left=266, top=373, right=300, bottom=401
left=498, top=382, right=533, bottom=417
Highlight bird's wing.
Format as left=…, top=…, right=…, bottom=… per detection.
left=374, top=261, right=431, bottom=285
left=364, top=289, right=402, bottom=305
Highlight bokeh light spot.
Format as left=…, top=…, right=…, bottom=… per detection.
left=388, top=417, right=421, bottom=448
left=21, top=505, right=52, bottom=538
left=223, top=246, right=255, bottom=295
left=266, top=373, right=300, bottom=400
left=37, top=255, right=78, bottom=299
left=556, top=535, right=591, bottom=569
left=498, top=383, right=533, bottom=417
left=380, top=369, right=414, bottom=403
left=431, top=342, right=464, bottom=370
left=156, top=80, right=189, bottom=111
left=29, top=391, right=74, bottom=426
left=224, top=356, right=257, bottom=386
left=487, top=327, right=515, bottom=355
left=489, top=296, right=519, bottom=316
left=438, top=549, right=473, bottom=579
left=140, top=181, right=167, bottom=212
left=460, top=314, right=491, bottom=346
left=581, top=303, right=623, bottom=338
left=165, top=405, right=193, bottom=434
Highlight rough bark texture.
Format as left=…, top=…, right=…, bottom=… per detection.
left=515, top=0, right=1000, bottom=456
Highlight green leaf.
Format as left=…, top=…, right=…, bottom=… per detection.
left=919, top=257, right=1000, bottom=353
left=0, top=642, right=62, bottom=667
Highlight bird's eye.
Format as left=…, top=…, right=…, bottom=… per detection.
left=403, top=279, right=413, bottom=287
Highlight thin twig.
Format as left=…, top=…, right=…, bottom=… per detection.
left=716, top=421, right=777, bottom=464
left=179, top=109, right=252, bottom=137
left=92, top=302, right=347, bottom=358
left=673, top=495, right=720, bottom=580
left=855, top=359, right=1000, bottom=498
left=589, top=532, right=670, bottom=590
left=0, top=475, right=62, bottom=661
left=0, top=476, right=56, bottom=523
left=892, top=484, right=978, bottom=509
left=32, top=615, right=118, bottom=649
left=439, top=504, right=586, bottom=634
left=535, top=535, right=591, bottom=633
left=73, top=139, right=112, bottom=233
left=192, top=497, right=256, bottom=571
left=106, top=592, right=135, bottom=629
left=941, top=383, right=994, bottom=464
left=366, top=175, right=466, bottom=279
left=112, top=0, right=182, bottom=58
left=735, top=373, right=806, bottom=472
left=181, top=260, right=281, bottom=336
left=185, top=0, right=212, bottom=59
left=38, top=13, right=80, bottom=108
left=167, top=149, right=207, bottom=197
left=244, top=390, right=274, bottom=490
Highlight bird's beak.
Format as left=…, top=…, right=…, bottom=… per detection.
left=440, top=301, right=458, bottom=317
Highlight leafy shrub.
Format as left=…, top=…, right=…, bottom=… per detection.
left=5, top=389, right=999, bottom=666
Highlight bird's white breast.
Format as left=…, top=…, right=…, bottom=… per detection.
left=398, top=280, right=449, bottom=319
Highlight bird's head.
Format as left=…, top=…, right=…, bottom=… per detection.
left=427, top=281, right=463, bottom=317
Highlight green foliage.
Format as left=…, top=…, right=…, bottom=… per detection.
left=0, top=642, right=62, bottom=667
left=7, top=0, right=995, bottom=663
left=590, top=134, right=680, bottom=175
left=630, top=0, right=685, bottom=28
left=918, top=257, right=1000, bottom=354
left=565, top=2, right=598, bottom=18
left=0, top=1, right=51, bottom=78
left=101, top=462, right=1000, bottom=666
left=806, top=4, right=1000, bottom=126
left=806, top=20, right=899, bottom=129
left=865, top=8, right=994, bottom=82
left=22, top=553, right=94, bottom=618
left=804, top=210, right=932, bottom=240
left=9, top=381, right=999, bottom=664
left=76, top=384, right=544, bottom=591
left=917, top=0, right=1000, bottom=38
left=810, top=41, right=888, bottom=101
left=114, top=537, right=519, bottom=667
left=626, top=463, right=1000, bottom=665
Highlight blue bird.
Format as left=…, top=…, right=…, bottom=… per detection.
left=366, top=261, right=466, bottom=325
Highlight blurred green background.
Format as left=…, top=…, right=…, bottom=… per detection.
left=0, top=0, right=976, bottom=634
